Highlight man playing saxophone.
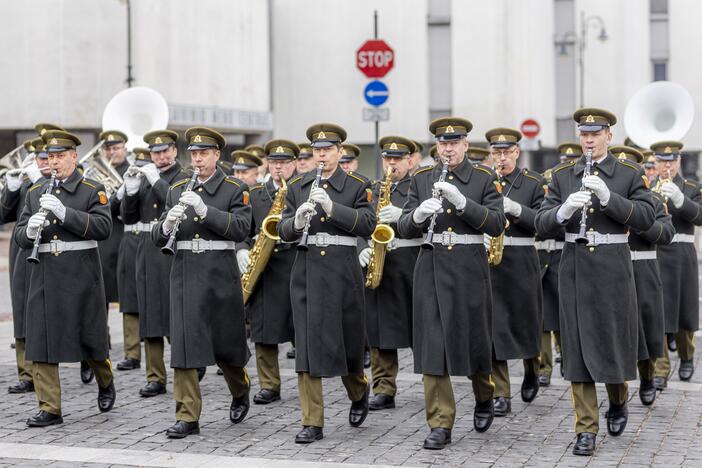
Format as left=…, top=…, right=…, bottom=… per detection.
left=484, top=128, right=545, bottom=416
left=358, top=136, right=420, bottom=412
left=238, top=139, right=299, bottom=405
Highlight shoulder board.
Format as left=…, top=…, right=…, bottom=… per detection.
left=249, top=183, right=263, bottom=191
left=616, top=159, right=639, bottom=171
left=684, top=179, right=698, bottom=188
left=473, top=165, right=493, bottom=176
left=522, top=169, right=541, bottom=182
left=288, top=175, right=304, bottom=185
left=553, top=160, right=576, bottom=174
left=28, top=181, right=47, bottom=192
left=171, top=179, right=189, bottom=189
left=347, top=173, right=366, bottom=184
left=414, top=166, right=433, bottom=176
left=224, top=177, right=241, bottom=187
left=80, top=179, right=97, bottom=189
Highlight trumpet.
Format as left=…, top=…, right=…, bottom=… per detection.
left=652, top=168, right=672, bottom=204
left=422, top=158, right=448, bottom=249
left=161, top=168, right=200, bottom=255
left=27, top=171, right=58, bottom=264
left=298, top=162, right=324, bottom=251
left=574, top=148, right=594, bottom=244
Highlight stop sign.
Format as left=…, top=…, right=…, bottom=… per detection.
left=520, top=119, right=540, bottom=139
left=357, top=40, right=394, bottom=78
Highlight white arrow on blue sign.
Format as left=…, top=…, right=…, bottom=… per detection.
left=364, top=80, right=389, bottom=107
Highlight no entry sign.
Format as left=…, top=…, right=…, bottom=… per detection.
left=520, top=119, right=541, bottom=139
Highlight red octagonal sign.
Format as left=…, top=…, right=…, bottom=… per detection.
left=357, top=40, right=394, bottom=78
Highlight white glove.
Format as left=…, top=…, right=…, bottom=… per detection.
left=24, top=162, right=43, bottom=184
left=116, top=184, right=125, bottom=201
left=163, top=204, right=186, bottom=233
left=661, top=181, right=684, bottom=208
left=358, top=247, right=372, bottom=267
left=412, top=197, right=443, bottom=224
left=21, top=152, right=35, bottom=167
left=309, top=187, right=333, bottom=216
left=379, top=204, right=402, bottom=224
left=557, top=191, right=592, bottom=221
left=26, top=211, right=47, bottom=239
left=237, top=249, right=250, bottom=273
left=124, top=172, right=141, bottom=195
left=434, top=182, right=466, bottom=210
left=40, top=194, right=66, bottom=222
left=503, top=197, right=522, bottom=217
left=138, top=163, right=160, bottom=186
left=179, top=191, right=207, bottom=218
left=294, top=201, right=317, bottom=230
left=582, top=175, right=610, bottom=206
left=4, top=171, right=22, bottom=192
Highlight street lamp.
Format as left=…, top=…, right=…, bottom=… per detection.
left=554, top=11, right=608, bottom=108
left=118, top=0, right=134, bottom=87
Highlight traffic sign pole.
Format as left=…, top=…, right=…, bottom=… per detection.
left=374, top=10, right=380, bottom=179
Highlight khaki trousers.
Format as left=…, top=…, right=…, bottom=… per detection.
left=34, top=359, right=113, bottom=415
left=570, top=381, right=628, bottom=434
left=15, top=338, right=33, bottom=382
left=492, top=357, right=540, bottom=398
left=144, top=337, right=167, bottom=385
left=255, top=343, right=281, bottom=392
left=423, top=373, right=494, bottom=429
left=174, top=364, right=249, bottom=422
left=122, top=313, right=141, bottom=360
left=655, top=330, right=696, bottom=378
left=297, top=372, right=368, bottom=427
left=371, top=347, right=399, bottom=397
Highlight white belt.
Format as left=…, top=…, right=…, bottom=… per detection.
left=432, top=232, right=484, bottom=246
left=369, top=238, right=424, bottom=249
left=124, top=221, right=155, bottom=234
left=631, top=250, right=657, bottom=261
left=176, top=239, right=236, bottom=253
left=37, top=240, right=98, bottom=254
left=503, top=236, right=535, bottom=247
left=535, top=240, right=565, bottom=252
left=306, top=233, right=357, bottom=247
left=565, top=232, right=629, bottom=246
left=672, top=233, right=695, bottom=243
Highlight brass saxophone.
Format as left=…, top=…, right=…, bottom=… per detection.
left=241, top=176, right=288, bottom=304
left=487, top=163, right=508, bottom=266
left=365, top=167, right=395, bottom=289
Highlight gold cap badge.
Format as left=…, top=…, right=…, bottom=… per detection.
left=317, top=131, right=326, bottom=139
left=585, top=115, right=595, bottom=123
left=276, top=146, right=284, bottom=153
left=446, top=125, right=454, bottom=133
left=193, top=135, right=202, bottom=143
left=50, top=138, right=58, bottom=145
left=390, top=142, right=398, bottom=150
left=155, top=137, right=162, bottom=144
left=565, top=148, right=573, bottom=154
left=498, top=135, right=506, bottom=142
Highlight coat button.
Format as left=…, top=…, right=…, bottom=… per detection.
left=448, top=176, right=454, bottom=181
left=55, top=189, right=61, bottom=195
left=274, top=248, right=279, bottom=253
left=52, top=235, right=58, bottom=240
left=589, top=247, right=595, bottom=252
left=320, top=216, right=325, bottom=222
left=153, top=203, right=158, bottom=208
left=52, top=219, right=57, bottom=224
left=194, top=233, right=200, bottom=239
left=588, top=228, right=594, bottom=232
left=320, top=250, right=326, bottom=256
left=545, top=263, right=549, bottom=268
left=594, top=171, right=599, bottom=176
left=589, top=208, right=594, bottom=213
left=193, top=216, right=199, bottom=222
left=447, top=208, right=452, bottom=214
left=447, top=227, right=453, bottom=232
left=447, top=245, right=453, bottom=251
left=323, top=184, right=328, bottom=189
left=501, top=181, right=506, bottom=186
left=198, top=188, right=203, bottom=192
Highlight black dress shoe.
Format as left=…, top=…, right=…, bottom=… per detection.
left=80, top=361, right=94, bottom=384
left=116, top=358, right=140, bottom=371
left=349, top=385, right=369, bottom=427
left=97, top=379, right=116, bottom=413
left=295, top=425, right=323, bottom=443
left=287, top=347, right=296, bottom=359
left=572, top=432, right=596, bottom=456
left=667, top=334, right=677, bottom=352
left=521, top=373, right=539, bottom=402
left=230, top=392, right=250, bottom=424
left=653, top=376, right=668, bottom=390
left=8, top=380, right=34, bottom=394
left=493, top=396, right=511, bottom=417
left=139, top=381, right=166, bottom=397
left=605, top=402, right=628, bottom=436
left=166, top=420, right=199, bottom=439
left=10, top=341, right=16, bottom=349
left=473, top=398, right=494, bottom=433
left=253, top=389, right=281, bottom=404
left=555, top=354, right=562, bottom=364
left=538, top=374, right=551, bottom=387
left=26, top=410, right=63, bottom=427
left=363, top=350, right=371, bottom=369
left=216, top=367, right=224, bottom=375
left=422, top=428, right=451, bottom=450
left=639, top=379, right=656, bottom=406
left=369, top=393, right=395, bottom=411
left=679, top=360, right=694, bottom=381
left=197, top=367, right=206, bottom=382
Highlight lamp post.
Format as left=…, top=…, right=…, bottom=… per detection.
left=554, top=11, right=608, bottom=107
left=118, top=0, right=134, bottom=87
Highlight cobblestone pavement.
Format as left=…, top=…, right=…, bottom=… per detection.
left=0, top=230, right=702, bottom=466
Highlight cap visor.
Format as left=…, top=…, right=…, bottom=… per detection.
left=578, top=124, right=607, bottom=132
left=382, top=151, right=409, bottom=157
left=35, top=152, right=49, bottom=159
left=266, top=154, right=295, bottom=160
left=232, top=164, right=255, bottom=171
left=188, top=144, right=217, bottom=151
left=310, top=140, right=335, bottom=148
left=436, top=134, right=465, bottom=142
left=47, top=146, right=70, bottom=153
left=489, top=142, right=515, bottom=149
left=655, top=154, right=679, bottom=161
left=149, top=143, right=170, bottom=152
left=297, top=153, right=313, bottom=159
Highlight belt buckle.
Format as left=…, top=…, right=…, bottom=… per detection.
left=545, top=239, right=555, bottom=251
left=316, top=233, right=330, bottom=247
left=132, top=224, right=140, bottom=235
left=441, top=232, right=454, bottom=247
left=49, top=239, right=63, bottom=255
left=191, top=238, right=207, bottom=254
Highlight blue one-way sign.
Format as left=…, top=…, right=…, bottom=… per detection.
left=364, top=80, right=389, bottom=107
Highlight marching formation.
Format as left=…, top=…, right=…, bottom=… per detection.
left=1, top=106, right=699, bottom=457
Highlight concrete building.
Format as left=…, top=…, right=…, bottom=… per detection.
left=0, top=0, right=699, bottom=177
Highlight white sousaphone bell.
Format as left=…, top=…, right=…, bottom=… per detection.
left=101, top=86, right=169, bottom=151
left=624, top=81, right=695, bottom=148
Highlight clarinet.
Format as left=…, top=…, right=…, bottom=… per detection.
left=27, top=171, right=57, bottom=264
left=297, top=162, right=324, bottom=251
left=574, top=148, right=593, bottom=244
left=421, top=159, right=449, bottom=250
left=161, top=168, right=200, bottom=255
